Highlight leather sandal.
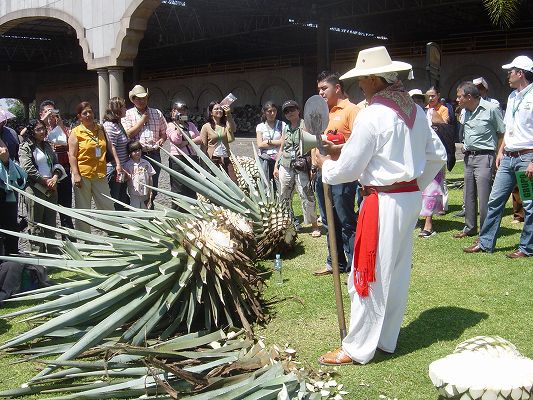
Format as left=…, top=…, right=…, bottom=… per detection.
left=313, top=266, right=332, bottom=276
left=318, top=348, right=355, bottom=366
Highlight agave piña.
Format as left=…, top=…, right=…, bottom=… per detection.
left=429, top=336, right=533, bottom=399
left=154, top=138, right=296, bottom=259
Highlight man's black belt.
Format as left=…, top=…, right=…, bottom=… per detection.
left=504, top=149, right=533, bottom=157
left=464, top=149, right=495, bottom=156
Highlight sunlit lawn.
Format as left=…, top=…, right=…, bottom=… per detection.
left=0, top=161, right=531, bottom=399
left=257, top=161, right=532, bottom=399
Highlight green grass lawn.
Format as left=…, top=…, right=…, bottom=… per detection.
left=0, top=162, right=531, bottom=399
left=256, top=162, right=532, bottom=399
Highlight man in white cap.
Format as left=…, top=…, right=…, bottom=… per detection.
left=122, top=84, right=167, bottom=208
left=464, top=55, right=533, bottom=258
left=315, top=46, right=446, bottom=365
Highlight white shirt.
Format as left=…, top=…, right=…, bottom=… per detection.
left=256, top=120, right=285, bottom=155
left=322, top=104, right=446, bottom=192
left=33, top=147, right=53, bottom=178
left=46, top=125, right=67, bottom=145
left=503, top=82, right=533, bottom=151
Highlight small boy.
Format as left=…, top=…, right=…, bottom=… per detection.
left=123, top=141, right=156, bottom=209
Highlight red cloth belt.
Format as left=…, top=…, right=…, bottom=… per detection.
left=353, top=179, right=419, bottom=297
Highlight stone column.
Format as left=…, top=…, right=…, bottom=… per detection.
left=108, top=67, right=125, bottom=99
left=96, top=68, right=110, bottom=122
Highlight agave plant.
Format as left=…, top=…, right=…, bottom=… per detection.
left=0, top=187, right=267, bottom=381
left=154, top=138, right=296, bottom=259
left=0, top=329, right=312, bottom=399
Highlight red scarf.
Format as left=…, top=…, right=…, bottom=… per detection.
left=371, top=81, right=417, bottom=129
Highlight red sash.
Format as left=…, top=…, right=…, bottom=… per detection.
left=353, top=180, right=419, bottom=297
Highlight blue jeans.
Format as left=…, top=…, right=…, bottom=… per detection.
left=479, top=152, right=533, bottom=255
left=315, top=171, right=358, bottom=271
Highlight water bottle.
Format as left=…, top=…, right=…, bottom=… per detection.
left=273, top=254, right=283, bottom=285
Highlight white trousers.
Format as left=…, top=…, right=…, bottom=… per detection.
left=342, top=191, right=421, bottom=364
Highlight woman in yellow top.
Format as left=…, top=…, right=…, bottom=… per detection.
left=68, top=101, right=119, bottom=233
left=200, top=101, right=237, bottom=182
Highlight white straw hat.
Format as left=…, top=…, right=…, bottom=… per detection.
left=129, top=85, right=149, bottom=102
left=340, top=46, right=412, bottom=80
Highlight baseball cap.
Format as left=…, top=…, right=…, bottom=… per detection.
left=408, top=89, right=427, bottom=101
left=282, top=100, right=299, bottom=112
left=501, top=55, right=533, bottom=72
left=473, top=77, right=488, bottom=89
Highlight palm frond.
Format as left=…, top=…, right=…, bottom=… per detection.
left=483, top=0, right=522, bottom=28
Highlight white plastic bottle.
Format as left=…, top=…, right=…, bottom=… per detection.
left=274, top=254, right=283, bottom=285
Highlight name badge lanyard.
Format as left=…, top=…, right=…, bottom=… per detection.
left=90, top=132, right=101, bottom=158
left=215, top=125, right=224, bottom=143
left=512, top=85, right=533, bottom=118
left=289, top=125, right=299, bottom=159
left=267, top=120, right=279, bottom=141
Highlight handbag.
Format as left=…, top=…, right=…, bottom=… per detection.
left=291, top=155, right=309, bottom=172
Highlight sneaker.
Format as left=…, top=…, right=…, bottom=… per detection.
left=418, top=229, right=436, bottom=238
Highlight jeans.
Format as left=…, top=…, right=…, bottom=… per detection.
left=106, top=164, right=130, bottom=211
left=479, top=152, right=533, bottom=255
left=315, top=170, right=358, bottom=271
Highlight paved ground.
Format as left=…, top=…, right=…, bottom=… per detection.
left=156, top=136, right=256, bottom=208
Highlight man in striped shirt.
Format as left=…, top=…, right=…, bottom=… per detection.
left=122, top=85, right=167, bottom=208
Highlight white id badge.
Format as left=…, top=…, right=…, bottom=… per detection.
left=290, top=150, right=296, bottom=159
left=95, top=146, right=102, bottom=158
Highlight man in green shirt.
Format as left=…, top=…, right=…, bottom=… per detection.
left=453, top=82, right=505, bottom=238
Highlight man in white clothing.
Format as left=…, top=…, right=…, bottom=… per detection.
left=315, top=46, right=446, bottom=365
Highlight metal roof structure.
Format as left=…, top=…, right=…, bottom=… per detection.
left=1, top=0, right=533, bottom=75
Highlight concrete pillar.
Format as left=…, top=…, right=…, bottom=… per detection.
left=108, top=67, right=125, bottom=99
left=96, top=68, right=109, bottom=122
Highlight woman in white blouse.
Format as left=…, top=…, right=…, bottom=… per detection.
left=256, top=101, right=284, bottom=190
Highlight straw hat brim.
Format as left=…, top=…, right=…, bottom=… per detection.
left=340, top=61, right=412, bottom=80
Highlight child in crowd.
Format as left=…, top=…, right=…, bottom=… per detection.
left=123, top=141, right=156, bottom=209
